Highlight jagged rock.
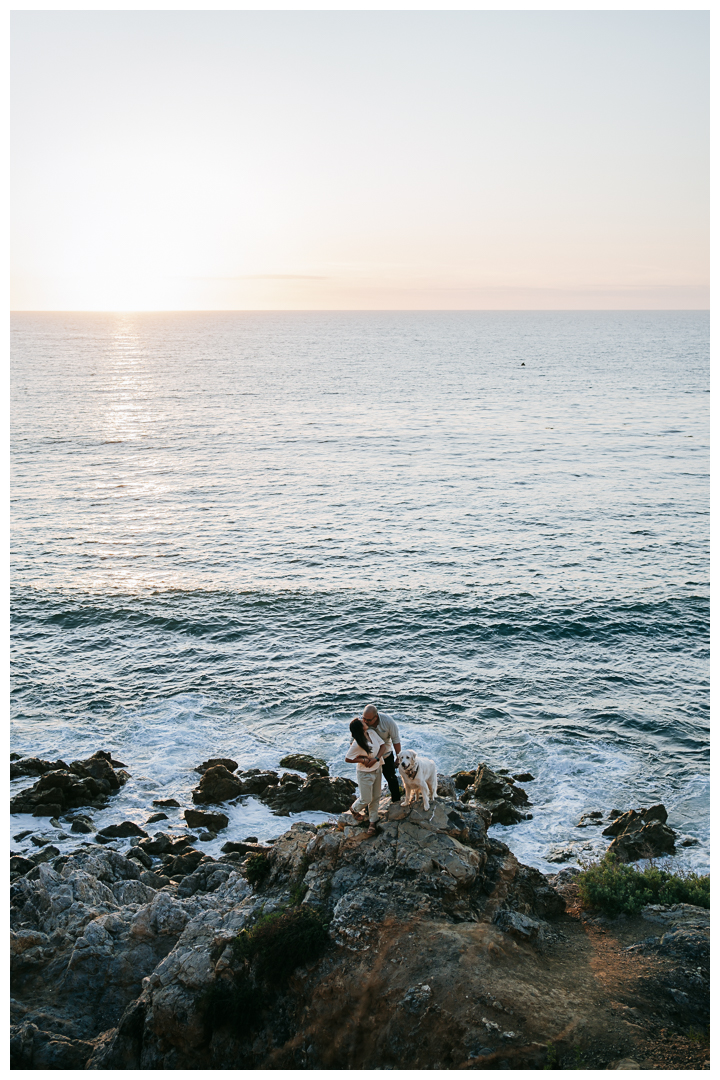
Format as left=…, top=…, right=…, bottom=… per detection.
left=10, top=752, right=129, bottom=817
left=147, top=813, right=168, bottom=824
left=577, top=811, right=603, bottom=827
left=70, top=815, right=94, bottom=834
left=452, top=770, right=476, bottom=790
left=10, top=855, right=35, bottom=875
left=513, top=773, right=535, bottom=782
left=233, top=769, right=281, bottom=795
left=183, top=809, right=229, bottom=831
left=493, top=909, right=549, bottom=943
left=191, top=766, right=244, bottom=804
left=602, top=804, right=668, bottom=837
left=11, top=757, right=69, bottom=780
left=97, top=821, right=149, bottom=840
left=194, top=758, right=238, bottom=775
left=152, top=799, right=180, bottom=808
left=30, top=845, right=61, bottom=865
left=220, top=841, right=272, bottom=856
left=260, top=773, right=357, bottom=815
left=278, top=753, right=329, bottom=776
left=458, top=764, right=531, bottom=825
left=138, top=833, right=173, bottom=856
left=608, top=820, right=676, bottom=862
left=436, top=773, right=457, bottom=797
left=10, top=1020, right=95, bottom=1069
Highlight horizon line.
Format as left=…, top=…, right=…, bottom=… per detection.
left=10, top=308, right=710, bottom=315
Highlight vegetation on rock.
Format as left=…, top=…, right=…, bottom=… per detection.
left=577, top=854, right=709, bottom=916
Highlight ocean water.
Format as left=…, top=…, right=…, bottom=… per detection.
left=10, top=311, right=709, bottom=872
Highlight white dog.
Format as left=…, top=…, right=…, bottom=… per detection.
left=398, top=750, right=438, bottom=811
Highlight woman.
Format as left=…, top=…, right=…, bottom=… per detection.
left=345, top=716, right=385, bottom=835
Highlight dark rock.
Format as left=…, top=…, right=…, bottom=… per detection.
left=152, top=799, right=180, bottom=808
left=577, top=812, right=603, bottom=827
left=30, top=836, right=53, bottom=847
left=13, top=830, right=34, bottom=842
left=146, top=813, right=168, bottom=824
left=493, top=909, right=549, bottom=943
left=10, top=752, right=129, bottom=816
left=260, top=773, right=357, bottom=815
left=183, top=809, right=229, bottom=831
left=243, top=835, right=259, bottom=843
left=138, top=832, right=173, bottom=856
left=220, top=841, right=272, bottom=856
left=97, top=821, right=149, bottom=840
left=602, top=804, right=668, bottom=837
left=609, top=809, right=622, bottom=818
left=71, top=815, right=94, bottom=834
left=512, top=773, right=535, bottom=782
left=10, top=757, right=69, bottom=779
left=164, top=849, right=204, bottom=877
left=233, top=769, right=281, bottom=795
left=436, top=774, right=457, bottom=797
left=608, top=820, right=677, bottom=862
left=191, top=765, right=244, bottom=804
left=10, top=1021, right=94, bottom=1070
left=278, top=753, right=329, bottom=776
left=10, top=855, right=35, bottom=875
left=452, top=770, right=476, bottom=790
left=29, top=845, right=61, bottom=865
left=194, top=757, right=238, bottom=774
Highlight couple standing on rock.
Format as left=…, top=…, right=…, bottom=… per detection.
left=345, top=705, right=402, bottom=835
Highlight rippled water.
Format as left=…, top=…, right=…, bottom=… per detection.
left=10, top=311, right=709, bottom=871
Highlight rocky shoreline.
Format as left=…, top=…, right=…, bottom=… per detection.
left=10, top=751, right=709, bottom=1069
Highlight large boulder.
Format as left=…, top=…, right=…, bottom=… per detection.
left=10, top=752, right=130, bottom=817
left=11, top=757, right=70, bottom=780
left=183, top=809, right=229, bottom=832
left=601, top=804, right=676, bottom=862
left=191, top=766, right=244, bottom=805
left=260, top=773, right=356, bottom=815
left=194, top=758, right=238, bottom=775
left=278, top=754, right=329, bottom=776
left=458, top=764, right=531, bottom=825
left=233, top=769, right=281, bottom=795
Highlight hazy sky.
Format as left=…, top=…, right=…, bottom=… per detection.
left=11, top=10, right=709, bottom=311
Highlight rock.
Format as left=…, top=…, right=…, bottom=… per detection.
left=10, top=757, right=69, bottom=779
left=493, top=909, right=549, bottom=943
left=278, top=753, right=329, bottom=776
left=678, top=834, right=699, bottom=847
left=10, top=1021, right=95, bottom=1069
left=13, top=830, right=34, bottom=842
left=512, top=773, right=535, bottom=782
left=435, top=773, right=457, bottom=797
left=233, top=769, right=281, bottom=795
left=97, top=822, right=149, bottom=840
left=608, top=820, right=677, bottom=862
left=220, top=841, right=273, bottom=857
left=10, top=751, right=129, bottom=816
left=260, top=773, right=357, bottom=815
left=147, top=813, right=168, bottom=824
left=183, top=809, right=229, bottom=831
left=452, top=770, right=476, bottom=790
left=640, top=903, right=709, bottom=931
left=545, top=845, right=577, bottom=864
left=577, top=811, right=603, bottom=827
left=10, top=855, right=35, bottom=875
left=197, top=831, right=216, bottom=842
left=545, top=867, right=580, bottom=886
left=191, top=765, right=244, bottom=804
left=152, top=799, right=180, bottom=808
left=194, top=758, right=238, bottom=774
left=602, top=804, right=668, bottom=837
left=70, top=815, right=94, bottom=834
left=30, top=845, right=61, bottom=865
left=243, top=836, right=258, bottom=843
left=138, top=833, right=173, bottom=856
left=609, top=1059, right=643, bottom=1070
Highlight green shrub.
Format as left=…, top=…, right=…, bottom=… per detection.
left=245, top=852, right=270, bottom=886
left=577, top=855, right=709, bottom=917
left=289, top=882, right=308, bottom=906
left=233, top=906, right=330, bottom=987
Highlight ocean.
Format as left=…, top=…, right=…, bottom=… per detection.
left=10, top=310, right=709, bottom=873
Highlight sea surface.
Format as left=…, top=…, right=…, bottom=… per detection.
left=10, top=311, right=709, bottom=873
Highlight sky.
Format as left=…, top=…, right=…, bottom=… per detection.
left=11, top=10, right=709, bottom=311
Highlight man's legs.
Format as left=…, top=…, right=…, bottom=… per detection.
left=382, top=755, right=401, bottom=802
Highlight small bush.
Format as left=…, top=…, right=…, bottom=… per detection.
left=233, top=906, right=330, bottom=987
left=246, top=852, right=270, bottom=886
left=289, top=882, right=308, bottom=906
left=577, top=855, right=709, bottom=917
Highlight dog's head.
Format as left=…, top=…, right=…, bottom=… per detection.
left=399, top=750, right=418, bottom=776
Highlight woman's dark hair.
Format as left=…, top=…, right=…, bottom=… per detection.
left=349, top=718, right=370, bottom=754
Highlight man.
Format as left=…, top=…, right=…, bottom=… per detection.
left=362, top=704, right=402, bottom=803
